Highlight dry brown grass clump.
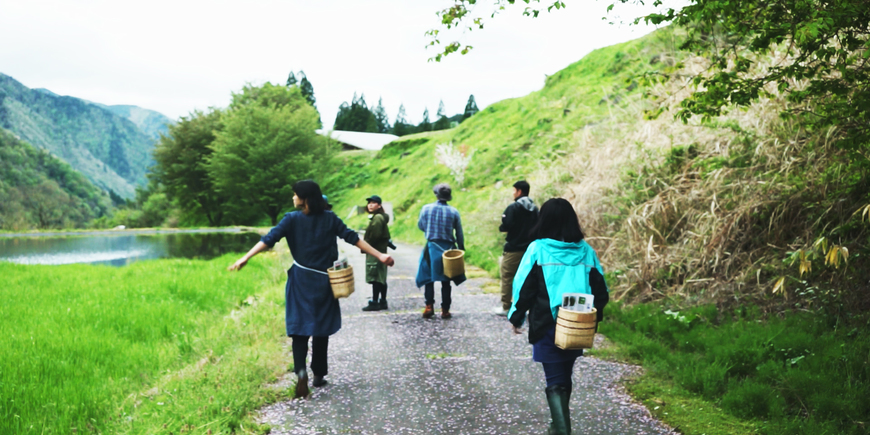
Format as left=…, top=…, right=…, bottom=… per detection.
left=549, top=49, right=868, bottom=311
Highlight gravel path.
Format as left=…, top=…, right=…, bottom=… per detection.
left=258, top=241, right=678, bottom=435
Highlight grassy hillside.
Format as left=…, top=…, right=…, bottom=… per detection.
left=323, top=27, right=680, bottom=273
left=0, top=129, right=112, bottom=230
left=0, top=73, right=158, bottom=198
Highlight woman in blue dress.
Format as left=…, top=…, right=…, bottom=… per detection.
left=508, top=198, right=609, bottom=435
left=229, top=180, right=394, bottom=398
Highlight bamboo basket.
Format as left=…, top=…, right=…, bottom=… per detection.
left=327, top=265, right=355, bottom=299
left=442, top=249, right=465, bottom=278
left=554, top=307, right=597, bottom=350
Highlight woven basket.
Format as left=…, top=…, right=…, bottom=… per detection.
left=327, top=265, right=355, bottom=299
left=442, top=249, right=465, bottom=278
left=554, top=307, right=597, bottom=350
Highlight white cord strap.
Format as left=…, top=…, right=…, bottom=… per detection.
left=292, top=261, right=329, bottom=276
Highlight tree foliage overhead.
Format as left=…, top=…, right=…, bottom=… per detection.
left=639, top=0, right=870, bottom=152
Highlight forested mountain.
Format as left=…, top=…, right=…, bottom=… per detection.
left=0, top=73, right=165, bottom=198
left=0, top=129, right=111, bottom=230
left=95, top=104, right=173, bottom=140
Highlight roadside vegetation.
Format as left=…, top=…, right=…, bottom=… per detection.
left=0, top=251, right=293, bottom=434
left=320, top=24, right=870, bottom=434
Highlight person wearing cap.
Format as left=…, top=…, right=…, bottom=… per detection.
left=362, top=194, right=391, bottom=311
left=228, top=180, right=394, bottom=398
left=416, top=183, right=466, bottom=319
left=494, top=180, right=539, bottom=316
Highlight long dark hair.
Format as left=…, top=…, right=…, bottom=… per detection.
left=293, top=180, right=327, bottom=214
left=530, top=198, right=585, bottom=243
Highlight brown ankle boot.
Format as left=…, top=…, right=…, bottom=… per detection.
left=441, top=308, right=452, bottom=319
left=422, top=304, right=434, bottom=318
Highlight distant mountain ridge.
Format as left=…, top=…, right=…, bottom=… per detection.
left=0, top=73, right=172, bottom=198
left=92, top=103, right=173, bottom=140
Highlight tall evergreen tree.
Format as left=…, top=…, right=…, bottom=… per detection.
left=418, top=107, right=432, bottom=132
left=298, top=71, right=316, bottom=107
left=433, top=99, right=451, bottom=130
left=333, top=93, right=378, bottom=133
left=393, top=104, right=409, bottom=136
left=286, top=71, right=297, bottom=87
left=462, top=94, right=479, bottom=121
left=374, top=98, right=391, bottom=134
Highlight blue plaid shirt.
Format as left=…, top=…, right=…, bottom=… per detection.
left=418, top=201, right=464, bottom=250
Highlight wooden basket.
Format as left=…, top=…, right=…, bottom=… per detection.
left=554, top=307, right=597, bottom=350
left=327, top=265, right=355, bottom=299
left=442, top=249, right=465, bottom=278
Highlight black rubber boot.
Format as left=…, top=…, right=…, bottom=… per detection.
left=295, top=368, right=309, bottom=399
left=545, top=385, right=569, bottom=435
left=563, top=384, right=572, bottom=434
left=361, top=300, right=381, bottom=311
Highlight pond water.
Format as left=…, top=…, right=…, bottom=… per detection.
left=0, top=231, right=261, bottom=266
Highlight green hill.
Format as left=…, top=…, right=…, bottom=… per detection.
left=324, top=28, right=677, bottom=272
left=0, top=129, right=111, bottom=230
left=0, top=73, right=161, bottom=198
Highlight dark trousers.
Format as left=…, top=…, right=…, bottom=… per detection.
left=424, top=281, right=452, bottom=310
left=291, top=335, right=329, bottom=377
left=500, top=250, right=524, bottom=310
left=372, top=282, right=387, bottom=301
left=542, top=359, right=576, bottom=388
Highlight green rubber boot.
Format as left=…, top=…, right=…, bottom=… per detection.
left=563, top=384, right=572, bottom=435
left=545, top=385, right=569, bottom=435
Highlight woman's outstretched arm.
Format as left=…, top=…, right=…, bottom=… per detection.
left=228, top=241, right=270, bottom=271
left=356, top=239, right=395, bottom=266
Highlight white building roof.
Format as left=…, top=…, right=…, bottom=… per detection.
left=316, top=129, right=399, bottom=151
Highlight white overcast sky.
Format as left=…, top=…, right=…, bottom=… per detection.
left=0, top=0, right=667, bottom=128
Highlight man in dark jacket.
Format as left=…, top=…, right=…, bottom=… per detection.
left=494, top=180, right=538, bottom=315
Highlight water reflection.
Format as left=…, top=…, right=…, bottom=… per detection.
left=0, top=232, right=261, bottom=266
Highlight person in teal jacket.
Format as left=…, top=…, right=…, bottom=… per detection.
left=508, top=198, right=609, bottom=435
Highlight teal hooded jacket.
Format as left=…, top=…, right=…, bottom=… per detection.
left=508, top=239, right=607, bottom=325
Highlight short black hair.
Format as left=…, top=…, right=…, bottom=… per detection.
left=513, top=180, right=530, bottom=197
left=293, top=180, right=327, bottom=214
left=530, top=198, right=584, bottom=243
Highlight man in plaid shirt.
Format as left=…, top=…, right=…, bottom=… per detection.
left=415, top=183, right=466, bottom=319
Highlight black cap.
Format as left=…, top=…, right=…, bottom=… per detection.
left=366, top=195, right=382, bottom=204
left=433, top=183, right=452, bottom=201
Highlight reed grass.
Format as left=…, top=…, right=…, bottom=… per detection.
left=0, top=250, right=291, bottom=434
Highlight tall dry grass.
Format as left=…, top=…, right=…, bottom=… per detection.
left=542, top=46, right=867, bottom=309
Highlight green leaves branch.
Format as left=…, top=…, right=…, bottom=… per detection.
left=427, top=0, right=566, bottom=62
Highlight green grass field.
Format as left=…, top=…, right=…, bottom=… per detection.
left=0, top=251, right=293, bottom=434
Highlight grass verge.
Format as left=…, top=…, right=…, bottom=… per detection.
left=594, top=302, right=870, bottom=435
left=0, top=250, right=294, bottom=434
